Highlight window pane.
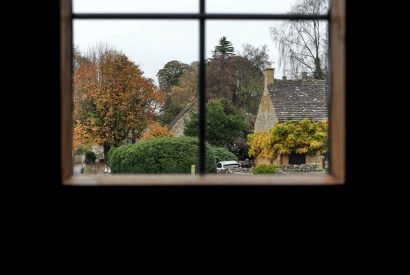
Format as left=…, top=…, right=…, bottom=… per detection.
left=72, top=20, right=200, bottom=175
left=206, top=20, right=329, bottom=176
left=73, top=0, right=199, bottom=13
left=206, top=0, right=329, bottom=14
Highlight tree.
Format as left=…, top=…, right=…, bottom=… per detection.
left=73, top=44, right=165, bottom=158
left=231, top=56, right=264, bottom=114
left=73, top=46, right=89, bottom=71
left=184, top=99, right=246, bottom=151
left=159, top=64, right=198, bottom=124
left=211, top=36, right=235, bottom=60
left=247, top=119, right=328, bottom=159
left=207, top=41, right=269, bottom=112
left=206, top=37, right=237, bottom=102
left=270, top=0, right=328, bottom=79
left=140, top=122, right=174, bottom=141
left=156, top=60, right=189, bottom=94
left=206, top=56, right=236, bottom=102
left=240, top=44, right=271, bottom=71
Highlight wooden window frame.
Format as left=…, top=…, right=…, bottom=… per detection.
left=61, top=0, right=345, bottom=185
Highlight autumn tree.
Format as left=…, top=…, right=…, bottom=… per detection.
left=156, top=60, right=189, bottom=94
left=207, top=39, right=270, bottom=112
left=159, top=64, right=198, bottom=124
left=73, top=44, right=165, bottom=158
left=231, top=56, right=264, bottom=114
left=206, top=56, right=236, bottom=102
left=140, top=122, right=174, bottom=141
left=73, top=46, right=89, bottom=70
left=232, top=45, right=270, bottom=114
left=271, top=0, right=328, bottom=79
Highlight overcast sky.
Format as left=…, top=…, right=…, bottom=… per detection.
left=73, top=0, right=326, bottom=83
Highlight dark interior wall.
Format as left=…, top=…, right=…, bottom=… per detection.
left=29, top=0, right=360, bottom=190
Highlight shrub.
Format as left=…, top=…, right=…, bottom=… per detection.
left=107, top=147, right=118, bottom=164
left=212, top=146, right=237, bottom=164
left=84, top=150, right=96, bottom=164
left=74, top=144, right=90, bottom=155
left=253, top=164, right=279, bottom=175
left=110, top=136, right=216, bottom=174
left=247, top=119, right=328, bottom=159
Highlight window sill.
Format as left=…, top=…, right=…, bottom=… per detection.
left=64, top=174, right=344, bottom=186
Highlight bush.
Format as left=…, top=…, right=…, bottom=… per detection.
left=212, top=146, right=237, bottom=164
left=74, top=144, right=90, bottom=155
left=84, top=150, right=96, bottom=164
left=107, top=147, right=118, bottom=164
left=253, top=164, right=279, bottom=175
left=110, top=136, right=216, bottom=174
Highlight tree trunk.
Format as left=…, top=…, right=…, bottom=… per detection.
left=314, top=57, right=323, bottom=79
left=103, top=143, right=110, bottom=163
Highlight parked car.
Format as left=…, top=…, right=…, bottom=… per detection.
left=216, top=161, right=240, bottom=172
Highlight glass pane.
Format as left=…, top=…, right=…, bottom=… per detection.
left=206, top=0, right=329, bottom=14
left=72, top=20, right=200, bottom=175
left=206, top=20, right=329, bottom=177
left=73, top=0, right=199, bottom=13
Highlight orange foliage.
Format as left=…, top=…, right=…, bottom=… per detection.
left=73, top=46, right=165, bottom=148
left=140, top=122, right=174, bottom=141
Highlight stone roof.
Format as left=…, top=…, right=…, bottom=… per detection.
left=268, top=79, right=328, bottom=121
left=168, top=101, right=197, bottom=128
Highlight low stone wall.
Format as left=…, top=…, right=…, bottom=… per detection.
left=255, top=153, right=324, bottom=168
left=306, top=153, right=324, bottom=169
left=280, top=163, right=322, bottom=172
left=217, top=167, right=253, bottom=175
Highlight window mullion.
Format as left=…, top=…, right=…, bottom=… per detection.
left=199, top=0, right=206, bottom=175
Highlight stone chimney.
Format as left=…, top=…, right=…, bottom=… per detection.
left=301, top=72, right=308, bottom=80
left=255, top=64, right=279, bottom=132
left=263, top=64, right=274, bottom=87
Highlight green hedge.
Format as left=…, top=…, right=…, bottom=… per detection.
left=107, top=146, right=118, bottom=164
left=253, top=164, right=279, bottom=175
left=84, top=150, right=96, bottom=164
left=212, top=146, right=237, bottom=164
left=110, top=137, right=216, bottom=174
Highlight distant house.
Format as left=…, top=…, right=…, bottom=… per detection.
left=168, top=101, right=197, bottom=137
left=254, top=65, right=328, bottom=168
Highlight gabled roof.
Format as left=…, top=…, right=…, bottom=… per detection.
left=268, top=79, right=328, bottom=121
left=168, top=101, right=197, bottom=128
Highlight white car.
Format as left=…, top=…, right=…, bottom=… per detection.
left=216, top=161, right=240, bottom=172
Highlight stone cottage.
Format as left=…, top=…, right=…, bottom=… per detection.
left=254, top=65, right=328, bottom=168
left=169, top=101, right=197, bottom=137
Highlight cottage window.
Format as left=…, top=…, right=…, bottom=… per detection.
left=61, top=0, right=345, bottom=185
left=289, top=154, right=306, bottom=165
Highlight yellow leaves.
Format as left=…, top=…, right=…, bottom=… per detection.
left=247, top=132, right=274, bottom=158
left=296, top=147, right=309, bottom=154
left=247, top=119, right=329, bottom=159
left=309, top=140, right=323, bottom=150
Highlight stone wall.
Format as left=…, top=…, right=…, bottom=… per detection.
left=254, top=153, right=325, bottom=169
left=281, top=154, right=289, bottom=166
left=254, top=154, right=281, bottom=166
left=74, top=154, right=85, bottom=164
left=306, top=152, right=324, bottom=169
